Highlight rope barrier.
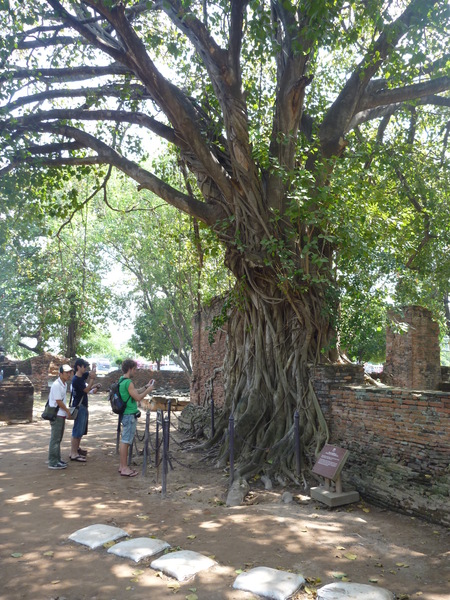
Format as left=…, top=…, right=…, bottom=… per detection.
left=115, top=401, right=303, bottom=492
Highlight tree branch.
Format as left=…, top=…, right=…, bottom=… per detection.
left=356, top=76, right=450, bottom=113
left=45, top=0, right=127, bottom=60
left=348, top=93, right=450, bottom=131
left=35, top=122, right=225, bottom=227
left=3, top=83, right=154, bottom=112
left=1, top=108, right=178, bottom=147
left=0, top=64, right=132, bottom=84
left=320, top=0, right=438, bottom=156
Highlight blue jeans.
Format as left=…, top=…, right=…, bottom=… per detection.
left=121, top=414, right=137, bottom=445
left=71, top=404, right=88, bottom=438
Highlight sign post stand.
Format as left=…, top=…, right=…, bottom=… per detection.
left=310, top=444, right=359, bottom=507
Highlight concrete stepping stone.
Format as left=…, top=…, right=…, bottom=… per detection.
left=317, top=582, right=395, bottom=600
left=233, top=566, right=305, bottom=600
left=107, top=537, right=170, bottom=562
left=68, top=524, right=128, bottom=549
left=150, top=549, right=217, bottom=581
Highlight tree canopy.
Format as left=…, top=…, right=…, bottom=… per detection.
left=0, top=184, right=117, bottom=357
left=1, top=0, right=449, bottom=480
left=96, top=170, right=232, bottom=372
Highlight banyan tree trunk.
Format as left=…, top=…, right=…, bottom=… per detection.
left=208, top=278, right=331, bottom=483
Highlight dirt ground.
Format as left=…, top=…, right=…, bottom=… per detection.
left=0, top=393, right=449, bottom=600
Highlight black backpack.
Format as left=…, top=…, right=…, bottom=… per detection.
left=109, top=378, right=128, bottom=415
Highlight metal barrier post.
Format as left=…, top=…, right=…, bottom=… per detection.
left=142, top=411, right=150, bottom=476
left=116, top=415, right=121, bottom=454
left=229, top=414, right=235, bottom=485
left=155, top=409, right=162, bottom=467
left=162, top=416, right=169, bottom=498
left=128, top=437, right=133, bottom=466
left=167, top=400, right=171, bottom=449
left=294, top=410, right=301, bottom=476
left=211, top=394, right=215, bottom=438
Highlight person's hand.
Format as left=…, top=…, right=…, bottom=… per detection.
left=144, top=380, right=155, bottom=394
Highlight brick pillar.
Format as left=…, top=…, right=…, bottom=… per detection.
left=0, top=374, right=34, bottom=422
left=384, top=305, right=440, bottom=390
left=190, top=296, right=227, bottom=408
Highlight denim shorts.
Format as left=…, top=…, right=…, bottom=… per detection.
left=72, top=404, right=88, bottom=438
left=121, top=414, right=137, bottom=445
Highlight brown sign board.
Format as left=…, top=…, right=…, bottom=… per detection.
left=312, top=444, right=349, bottom=481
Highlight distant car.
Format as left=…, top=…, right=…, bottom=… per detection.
left=96, top=360, right=111, bottom=374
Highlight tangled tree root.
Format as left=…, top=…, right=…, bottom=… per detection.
left=178, top=403, right=220, bottom=441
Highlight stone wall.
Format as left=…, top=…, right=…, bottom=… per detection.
left=190, top=296, right=227, bottom=408
left=384, top=306, right=441, bottom=390
left=312, top=364, right=450, bottom=526
left=0, top=374, right=34, bottom=422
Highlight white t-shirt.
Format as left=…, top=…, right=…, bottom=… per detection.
left=48, top=376, right=68, bottom=418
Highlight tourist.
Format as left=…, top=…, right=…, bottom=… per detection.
left=48, top=364, right=73, bottom=470
left=70, top=358, right=100, bottom=462
left=118, top=358, right=155, bottom=477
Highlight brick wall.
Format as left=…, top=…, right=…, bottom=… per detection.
left=312, top=364, right=450, bottom=526
left=384, top=306, right=441, bottom=390
left=15, top=352, right=70, bottom=396
left=190, top=296, right=227, bottom=408
left=101, top=369, right=190, bottom=392
left=0, top=374, right=34, bottom=422
left=190, top=301, right=449, bottom=524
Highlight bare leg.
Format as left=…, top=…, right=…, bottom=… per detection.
left=70, top=437, right=83, bottom=459
left=119, top=442, right=137, bottom=476
left=119, top=442, right=129, bottom=472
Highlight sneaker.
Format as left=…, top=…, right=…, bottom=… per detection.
left=48, top=463, right=67, bottom=470
left=58, top=460, right=68, bottom=467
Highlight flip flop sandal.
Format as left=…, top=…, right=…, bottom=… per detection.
left=120, top=470, right=138, bottom=477
left=78, top=448, right=88, bottom=456
left=70, top=455, right=87, bottom=462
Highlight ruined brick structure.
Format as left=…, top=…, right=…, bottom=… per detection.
left=384, top=305, right=441, bottom=390
left=311, top=364, right=449, bottom=526
left=191, top=301, right=450, bottom=525
left=0, top=351, right=68, bottom=422
left=0, top=374, right=34, bottom=422
left=101, top=368, right=190, bottom=392
left=191, top=296, right=227, bottom=408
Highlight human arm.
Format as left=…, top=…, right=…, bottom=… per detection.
left=136, top=379, right=155, bottom=395
left=55, top=398, right=71, bottom=418
left=127, top=379, right=155, bottom=402
left=84, top=364, right=98, bottom=393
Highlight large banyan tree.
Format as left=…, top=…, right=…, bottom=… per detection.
left=1, top=1, right=449, bottom=480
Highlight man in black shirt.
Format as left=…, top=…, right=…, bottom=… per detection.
left=70, top=358, right=99, bottom=462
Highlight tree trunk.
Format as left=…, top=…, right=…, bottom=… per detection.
left=66, top=293, right=78, bottom=359
left=207, top=268, right=332, bottom=483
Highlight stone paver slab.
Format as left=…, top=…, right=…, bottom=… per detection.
left=68, top=524, right=128, bottom=549
left=317, top=582, right=395, bottom=600
left=233, top=566, right=305, bottom=600
left=150, top=549, right=216, bottom=581
left=108, top=537, right=170, bottom=562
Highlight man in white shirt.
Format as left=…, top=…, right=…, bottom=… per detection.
left=48, top=364, right=73, bottom=470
